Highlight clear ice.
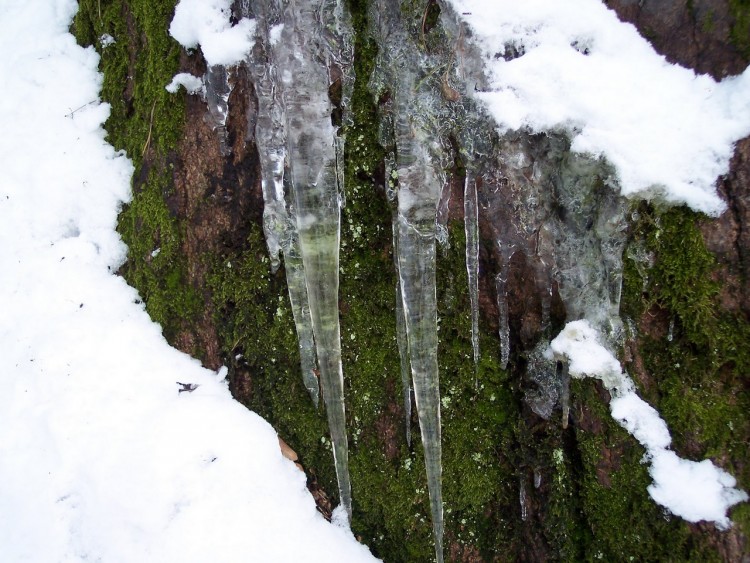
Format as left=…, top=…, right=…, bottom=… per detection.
left=464, top=172, right=480, bottom=371
left=247, top=0, right=320, bottom=406
left=393, top=218, right=413, bottom=446
left=371, top=0, right=448, bottom=558
left=495, top=252, right=511, bottom=371
left=226, top=0, right=640, bottom=554
left=244, top=0, right=353, bottom=518
left=204, top=64, right=232, bottom=156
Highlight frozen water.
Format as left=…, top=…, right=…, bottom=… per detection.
left=464, top=172, right=480, bottom=372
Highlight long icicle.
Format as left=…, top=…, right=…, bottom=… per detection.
left=397, top=217, right=443, bottom=563
left=248, top=0, right=320, bottom=406
left=464, top=170, right=480, bottom=373
left=278, top=0, right=352, bottom=518
left=393, top=218, right=413, bottom=446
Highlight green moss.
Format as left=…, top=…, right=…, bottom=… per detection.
left=73, top=0, right=184, bottom=162
left=729, top=0, right=750, bottom=60
left=73, top=0, right=193, bottom=338
left=117, top=171, right=200, bottom=338
left=572, top=379, right=700, bottom=562
left=620, top=204, right=750, bottom=545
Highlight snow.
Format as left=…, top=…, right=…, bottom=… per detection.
left=169, top=0, right=255, bottom=67
left=448, top=0, right=750, bottom=216
left=0, top=1, right=376, bottom=561
left=166, top=72, right=205, bottom=95
left=548, top=321, right=748, bottom=528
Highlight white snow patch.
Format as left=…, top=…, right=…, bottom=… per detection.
left=99, top=33, right=115, bottom=48
left=447, top=0, right=750, bottom=215
left=548, top=320, right=747, bottom=528
left=166, top=72, right=205, bottom=95
left=0, top=1, right=376, bottom=561
left=269, top=23, right=284, bottom=46
left=170, top=0, right=255, bottom=66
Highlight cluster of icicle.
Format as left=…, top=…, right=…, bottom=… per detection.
left=194, top=1, right=684, bottom=561
left=242, top=0, right=354, bottom=520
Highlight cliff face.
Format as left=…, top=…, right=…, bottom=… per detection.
left=73, top=0, right=749, bottom=560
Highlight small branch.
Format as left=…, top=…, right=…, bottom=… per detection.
left=141, top=99, right=157, bottom=157
left=65, top=100, right=97, bottom=118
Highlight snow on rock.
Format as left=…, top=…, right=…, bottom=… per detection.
left=169, top=0, right=255, bottom=66
left=548, top=321, right=747, bottom=528
left=447, top=0, right=750, bottom=216
left=0, top=1, right=376, bottom=561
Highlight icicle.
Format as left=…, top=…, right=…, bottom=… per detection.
left=393, top=132, right=445, bottom=563
left=248, top=2, right=288, bottom=272
left=559, top=361, right=570, bottom=429
left=248, top=0, right=319, bottom=406
left=203, top=64, right=232, bottom=156
left=495, top=251, right=511, bottom=370
left=268, top=0, right=352, bottom=518
left=371, top=0, right=446, bottom=557
left=282, top=227, right=320, bottom=406
left=534, top=226, right=554, bottom=332
left=464, top=171, right=480, bottom=372
left=519, top=476, right=528, bottom=521
left=534, top=469, right=542, bottom=489
left=397, top=217, right=443, bottom=563
left=393, top=219, right=412, bottom=446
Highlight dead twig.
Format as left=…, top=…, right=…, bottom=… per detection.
left=141, top=99, right=157, bottom=157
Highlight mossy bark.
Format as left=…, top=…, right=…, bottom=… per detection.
left=74, top=0, right=749, bottom=560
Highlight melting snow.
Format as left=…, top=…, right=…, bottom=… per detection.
left=170, top=0, right=255, bottom=66
left=548, top=321, right=747, bottom=529
left=448, top=0, right=750, bottom=216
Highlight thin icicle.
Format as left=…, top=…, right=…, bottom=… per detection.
left=495, top=252, right=511, bottom=370
left=282, top=227, right=321, bottom=406
left=464, top=171, right=480, bottom=371
left=397, top=218, right=443, bottom=563
left=393, top=219, right=412, bottom=446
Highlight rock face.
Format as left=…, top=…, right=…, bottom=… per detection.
left=73, top=0, right=749, bottom=561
